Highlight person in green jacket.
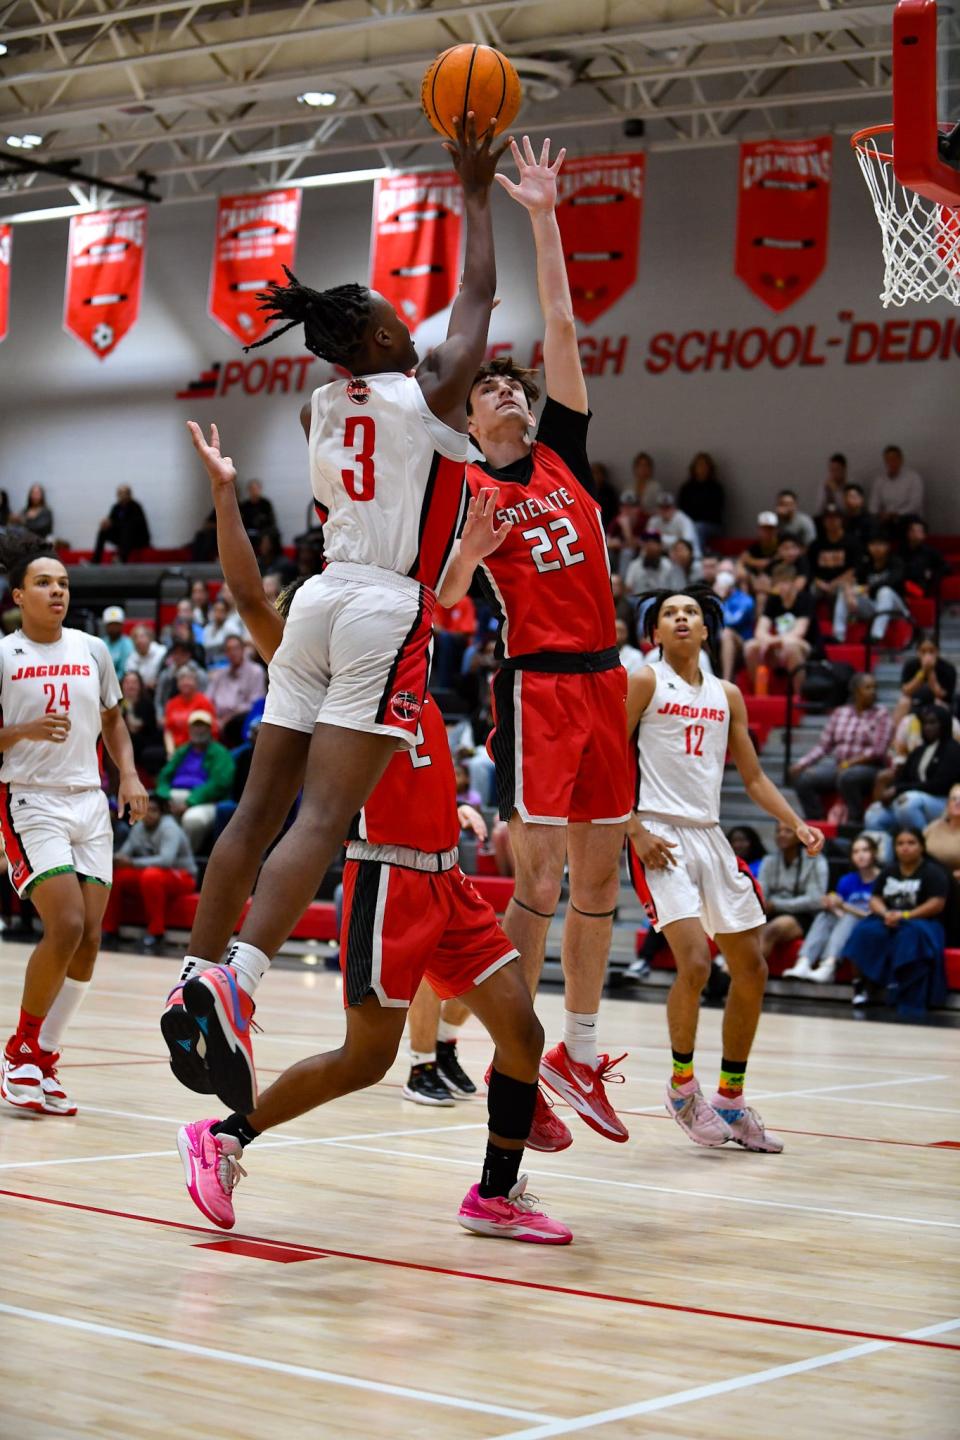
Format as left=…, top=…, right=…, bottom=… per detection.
left=155, top=711, right=235, bottom=855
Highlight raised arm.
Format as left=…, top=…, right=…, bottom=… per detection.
left=497, top=137, right=586, bottom=414
left=186, top=421, right=284, bottom=664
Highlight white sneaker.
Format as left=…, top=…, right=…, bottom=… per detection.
left=782, top=956, right=815, bottom=979
left=810, top=957, right=837, bottom=984
left=39, top=1055, right=77, bottom=1116
left=0, top=1050, right=45, bottom=1114
left=713, top=1100, right=784, bottom=1153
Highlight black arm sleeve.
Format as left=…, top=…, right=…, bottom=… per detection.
left=536, top=398, right=594, bottom=494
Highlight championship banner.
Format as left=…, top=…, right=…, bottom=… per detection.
left=555, top=153, right=645, bottom=324
left=0, top=224, right=10, bottom=344
left=735, top=137, right=833, bottom=312
left=63, top=206, right=147, bottom=360
left=370, top=170, right=462, bottom=329
left=209, top=189, right=302, bottom=345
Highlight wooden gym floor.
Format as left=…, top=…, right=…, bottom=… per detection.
left=0, top=942, right=957, bottom=1440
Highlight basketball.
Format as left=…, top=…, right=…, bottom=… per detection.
left=421, top=43, right=521, bottom=141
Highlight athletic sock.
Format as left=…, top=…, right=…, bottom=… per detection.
left=563, top=1010, right=599, bottom=1068
left=409, top=1049, right=436, bottom=1066
left=479, top=1142, right=523, bottom=1200
left=226, top=942, right=271, bottom=998
left=38, top=978, right=90, bottom=1053
left=13, top=1007, right=43, bottom=1049
left=178, top=955, right=209, bottom=985
left=436, top=1018, right=460, bottom=1044
left=212, top=1112, right=260, bottom=1148
left=671, top=1049, right=695, bottom=1090
left=714, top=1058, right=747, bottom=1116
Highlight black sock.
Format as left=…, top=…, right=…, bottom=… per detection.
left=212, top=1112, right=260, bottom=1148
left=479, top=1142, right=523, bottom=1199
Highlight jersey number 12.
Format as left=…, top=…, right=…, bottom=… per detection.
left=684, top=724, right=704, bottom=756
left=341, top=416, right=376, bottom=501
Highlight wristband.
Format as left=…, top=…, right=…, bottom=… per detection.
left=902, top=910, right=912, bottom=921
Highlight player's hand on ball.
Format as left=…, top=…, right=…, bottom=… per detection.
left=444, top=112, right=511, bottom=194
left=629, top=822, right=677, bottom=870
left=460, top=487, right=512, bottom=563
left=495, top=136, right=566, bottom=214
left=187, top=420, right=237, bottom=493
left=797, top=823, right=824, bottom=856
left=119, top=773, right=150, bottom=824
left=23, top=714, right=71, bottom=743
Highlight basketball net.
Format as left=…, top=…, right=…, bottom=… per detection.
left=853, top=126, right=960, bottom=306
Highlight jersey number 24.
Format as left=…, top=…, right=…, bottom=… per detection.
left=341, top=416, right=376, bottom=501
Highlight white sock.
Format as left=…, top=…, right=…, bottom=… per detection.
left=227, top=941, right=271, bottom=998
left=563, top=1009, right=599, bottom=1068
left=38, top=978, right=90, bottom=1054
left=410, top=1049, right=436, bottom=1066
left=436, top=1018, right=460, bottom=1044
left=178, top=955, right=210, bottom=985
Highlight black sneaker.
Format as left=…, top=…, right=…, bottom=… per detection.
left=402, top=1062, right=456, bottom=1106
left=436, top=1040, right=477, bottom=1098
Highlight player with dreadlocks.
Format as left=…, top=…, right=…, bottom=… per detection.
left=625, top=586, right=823, bottom=1153
left=164, top=116, right=514, bottom=1153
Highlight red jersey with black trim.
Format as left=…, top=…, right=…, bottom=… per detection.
left=466, top=398, right=616, bottom=661
left=351, top=693, right=459, bottom=854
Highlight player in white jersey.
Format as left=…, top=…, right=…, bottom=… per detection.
left=626, top=587, right=823, bottom=1153
left=0, top=534, right=147, bottom=1115
left=169, top=117, right=510, bottom=1044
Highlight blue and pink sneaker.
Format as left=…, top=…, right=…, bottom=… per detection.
left=458, top=1176, right=572, bottom=1244
left=182, top=966, right=258, bottom=1113
left=177, top=1118, right=246, bottom=1229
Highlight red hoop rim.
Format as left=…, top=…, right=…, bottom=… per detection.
left=850, top=120, right=954, bottom=165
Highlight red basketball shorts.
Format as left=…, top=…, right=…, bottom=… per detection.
left=339, top=860, right=518, bottom=1008
left=488, top=665, right=632, bottom=825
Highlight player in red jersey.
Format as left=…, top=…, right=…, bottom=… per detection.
left=438, top=138, right=632, bottom=1150
left=163, top=425, right=570, bottom=1244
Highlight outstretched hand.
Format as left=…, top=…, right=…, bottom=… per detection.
left=444, top=112, right=511, bottom=197
left=495, top=136, right=566, bottom=215
left=186, top=420, right=237, bottom=494
left=459, top=487, right=512, bottom=565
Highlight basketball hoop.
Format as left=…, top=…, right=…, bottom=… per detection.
left=851, top=122, right=960, bottom=307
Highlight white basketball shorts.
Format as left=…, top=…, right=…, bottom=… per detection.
left=262, top=562, right=434, bottom=749
left=0, top=785, right=113, bottom=898
left=628, top=819, right=765, bottom=937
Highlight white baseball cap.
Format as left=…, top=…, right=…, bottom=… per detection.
left=103, top=605, right=126, bottom=624
left=757, top=511, right=778, bottom=527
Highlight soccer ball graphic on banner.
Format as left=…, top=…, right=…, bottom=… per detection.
left=91, top=321, right=115, bottom=352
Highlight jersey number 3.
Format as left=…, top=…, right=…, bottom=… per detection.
left=341, top=416, right=376, bottom=501
left=522, top=516, right=585, bottom=573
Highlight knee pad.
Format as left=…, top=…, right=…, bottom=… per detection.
left=487, top=1067, right=538, bottom=1141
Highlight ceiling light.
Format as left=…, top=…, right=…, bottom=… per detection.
left=298, top=91, right=336, bottom=107
left=0, top=43, right=8, bottom=56
left=6, top=133, right=43, bottom=149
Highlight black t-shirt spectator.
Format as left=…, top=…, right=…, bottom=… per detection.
left=900, top=656, right=957, bottom=703
left=902, top=542, right=945, bottom=591
left=764, top=587, right=820, bottom=649
left=873, top=860, right=948, bottom=912
left=677, top=476, right=725, bottom=527
left=475, top=397, right=594, bottom=494
left=896, top=736, right=960, bottom=797
left=810, top=537, right=860, bottom=587
left=239, top=496, right=277, bottom=537
left=856, top=553, right=905, bottom=598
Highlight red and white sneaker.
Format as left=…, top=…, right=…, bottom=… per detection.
left=458, top=1176, right=572, bottom=1244
left=182, top=965, right=257, bottom=1113
left=539, top=1043, right=629, bottom=1143
left=177, top=1118, right=247, bottom=1229
left=483, top=1064, right=573, bottom=1153
left=38, top=1050, right=77, bottom=1116
left=0, top=1038, right=45, bottom=1114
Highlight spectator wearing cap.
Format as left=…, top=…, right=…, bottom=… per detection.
left=163, top=670, right=218, bottom=755
left=869, top=445, right=925, bottom=522
left=624, top=531, right=673, bottom=595
left=102, top=605, right=134, bottom=680
left=125, top=623, right=166, bottom=693
left=100, top=795, right=197, bottom=953
left=93, top=484, right=151, bottom=564
left=810, top=505, right=859, bottom=605
left=647, top=492, right=700, bottom=559
left=155, top=713, right=235, bottom=855
left=776, top=489, right=817, bottom=548
left=819, top=453, right=848, bottom=512
left=833, top=530, right=910, bottom=644
left=741, top=511, right=781, bottom=590
left=677, top=452, right=725, bottom=553
left=206, top=634, right=266, bottom=747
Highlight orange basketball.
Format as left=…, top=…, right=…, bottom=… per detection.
left=421, top=44, right=521, bottom=142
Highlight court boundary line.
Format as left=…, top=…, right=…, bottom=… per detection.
left=1, top=1187, right=957, bottom=1353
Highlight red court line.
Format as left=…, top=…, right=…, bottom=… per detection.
left=66, top=1060, right=167, bottom=1069
left=1, top=1186, right=957, bottom=1353
left=620, top=1110, right=956, bottom=1150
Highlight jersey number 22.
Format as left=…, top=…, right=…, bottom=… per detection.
left=522, top=516, right=584, bottom=573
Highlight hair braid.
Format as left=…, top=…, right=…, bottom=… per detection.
left=244, top=267, right=374, bottom=366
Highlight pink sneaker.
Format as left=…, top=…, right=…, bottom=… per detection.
left=712, top=1098, right=784, bottom=1153
left=483, top=1064, right=572, bottom=1153
left=38, top=1051, right=77, bottom=1116
left=177, top=1118, right=247, bottom=1229
left=183, top=965, right=257, bottom=1113
left=666, top=1079, right=732, bottom=1147
left=1, top=1038, right=45, bottom=1114
left=540, top=1043, right=629, bottom=1143
left=458, top=1176, right=572, bottom=1244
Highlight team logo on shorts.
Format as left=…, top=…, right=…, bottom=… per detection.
left=390, top=690, right=422, bottom=723
left=346, top=377, right=371, bottom=406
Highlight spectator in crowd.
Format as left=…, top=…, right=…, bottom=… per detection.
left=459, top=621, right=498, bottom=737
left=726, top=824, right=766, bottom=878
left=844, top=827, right=947, bottom=1014
left=776, top=488, right=817, bottom=548
left=201, top=594, right=247, bottom=667
left=666, top=537, right=698, bottom=590
left=433, top=593, right=477, bottom=689
left=102, top=605, right=134, bottom=680
left=625, top=531, right=672, bottom=595
left=155, top=712, right=236, bottom=855
left=191, top=504, right=219, bottom=562
left=615, top=617, right=645, bottom=676
left=161, top=599, right=204, bottom=650
left=206, top=634, right=266, bottom=746
left=125, top=623, right=166, bottom=692
left=239, top=479, right=277, bottom=543
left=698, top=552, right=720, bottom=589
left=840, top=482, right=871, bottom=546
left=258, top=529, right=296, bottom=584
left=293, top=534, right=325, bottom=581
left=901, top=516, right=945, bottom=593
left=924, top=782, right=960, bottom=875
left=783, top=834, right=881, bottom=983
left=119, top=670, right=165, bottom=779
left=648, top=492, right=700, bottom=557
left=775, top=534, right=811, bottom=586
left=261, top=573, right=283, bottom=606
left=101, top=795, right=197, bottom=952
left=609, top=573, right=634, bottom=630
left=631, top=451, right=660, bottom=510
left=93, top=484, right=151, bottom=564
left=810, top=504, right=859, bottom=607
left=190, top=579, right=211, bottom=626
left=606, top=493, right=645, bottom=576
left=163, top=665, right=217, bottom=754
left=894, top=636, right=957, bottom=731
left=740, top=511, right=781, bottom=590
left=714, top=568, right=755, bottom=681
left=865, top=705, right=960, bottom=835
left=454, top=762, right=483, bottom=808
left=677, top=451, right=725, bottom=552
left=745, top=563, right=816, bottom=685
left=819, top=452, right=848, bottom=512
left=869, top=445, right=924, bottom=522
left=757, top=819, right=829, bottom=961
left=163, top=615, right=207, bottom=669
left=833, top=529, right=909, bottom=643
left=154, top=640, right=208, bottom=721
left=789, top=672, right=891, bottom=823
left=11, top=484, right=53, bottom=539
left=590, top=462, right=622, bottom=531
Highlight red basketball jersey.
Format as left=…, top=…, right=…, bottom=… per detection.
left=466, top=399, right=615, bottom=661
left=353, top=693, right=459, bottom=854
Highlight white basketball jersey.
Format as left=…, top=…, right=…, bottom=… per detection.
left=635, top=657, right=730, bottom=826
left=0, top=629, right=120, bottom=790
left=309, top=372, right=469, bottom=593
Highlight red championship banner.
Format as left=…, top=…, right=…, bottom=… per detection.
left=735, top=137, right=833, bottom=312
left=370, top=170, right=462, bottom=329
left=0, top=224, right=10, bottom=343
left=555, top=153, right=644, bottom=324
left=209, top=189, right=302, bottom=345
left=64, top=206, right=147, bottom=359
